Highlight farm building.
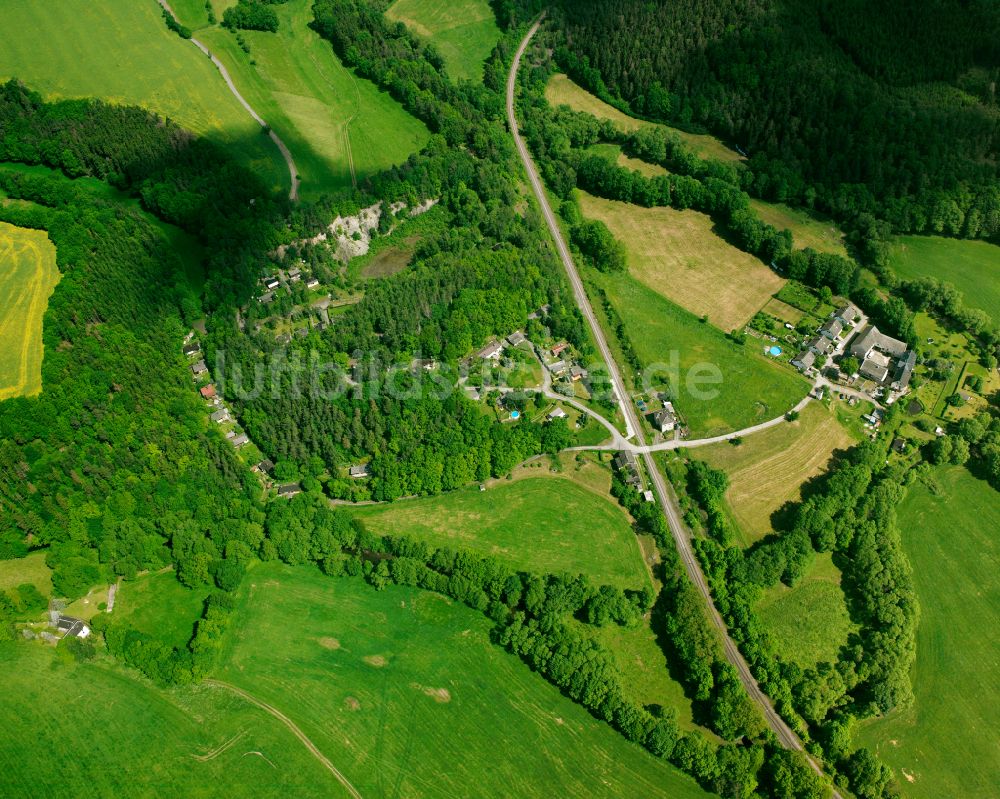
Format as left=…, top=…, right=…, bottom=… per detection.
left=54, top=615, right=90, bottom=639
left=818, top=317, right=844, bottom=340
left=476, top=341, right=504, bottom=360
left=849, top=325, right=907, bottom=360
left=650, top=406, right=677, bottom=433
left=791, top=350, right=816, bottom=372
left=860, top=351, right=891, bottom=383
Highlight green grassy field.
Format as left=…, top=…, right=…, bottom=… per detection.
left=216, top=563, right=711, bottom=799
left=858, top=466, right=1000, bottom=798
left=114, top=571, right=208, bottom=650
left=591, top=268, right=809, bottom=438
left=889, top=235, right=1000, bottom=326
left=580, top=190, right=784, bottom=331
left=696, top=403, right=855, bottom=545
left=0, top=644, right=342, bottom=798
left=353, top=475, right=650, bottom=589
left=385, top=0, right=502, bottom=83
left=0, top=221, right=60, bottom=400
left=750, top=200, right=848, bottom=257
left=546, top=74, right=743, bottom=164
left=755, top=552, right=856, bottom=670
left=0, top=0, right=287, bottom=193
left=0, top=551, right=52, bottom=596
left=199, top=0, right=430, bottom=199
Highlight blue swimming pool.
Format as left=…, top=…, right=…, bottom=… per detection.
left=769, top=346, right=782, bottom=356
left=510, top=410, right=520, bottom=419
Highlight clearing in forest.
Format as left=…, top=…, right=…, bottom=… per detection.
left=385, top=0, right=502, bottom=82
left=749, top=200, right=848, bottom=257
left=197, top=0, right=430, bottom=199
left=354, top=474, right=649, bottom=590
left=858, top=466, right=1000, bottom=799
left=695, top=403, right=855, bottom=545
left=579, top=191, right=784, bottom=332
left=0, top=0, right=287, bottom=193
left=546, top=74, right=743, bottom=164
left=755, top=552, right=856, bottom=670
left=215, top=563, right=712, bottom=799
left=0, top=222, right=59, bottom=400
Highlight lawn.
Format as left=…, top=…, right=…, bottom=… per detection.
left=215, top=563, right=711, bottom=799
left=546, top=74, right=743, bottom=164
left=749, top=200, right=848, bottom=257
left=580, top=191, right=784, bottom=331
left=352, top=475, right=649, bottom=589
left=0, top=644, right=340, bottom=798
left=0, top=551, right=52, bottom=597
left=199, top=0, right=430, bottom=199
left=113, top=571, right=209, bottom=651
left=858, top=466, right=1000, bottom=798
left=588, top=143, right=669, bottom=178
left=385, top=0, right=502, bottom=83
left=0, top=0, right=287, bottom=193
left=755, top=552, right=855, bottom=669
left=889, top=235, right=1000, bottom=326
left=695, top=403, right=856, bottom=545
left=0, top=221, right=60, bottom=400
left=591, top=268, right=809, bottom=438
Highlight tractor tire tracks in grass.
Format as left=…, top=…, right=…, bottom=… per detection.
left=202, top=679, right=362, bottom=799
left=154, top=0, right=300, bottom=201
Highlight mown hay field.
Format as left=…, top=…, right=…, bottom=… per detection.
left=580, top=191, right=784, bottom=331
left=695, top=403, right=855, bottom=544
left=0, top=222, right=59, bottom=400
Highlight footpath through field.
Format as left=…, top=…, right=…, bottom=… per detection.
left=155, top=0, right=300, bottom=201
left=507, top=17, right=842, bottom=796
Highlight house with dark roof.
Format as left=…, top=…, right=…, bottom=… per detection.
left=860, top=351, right=891, bottom=383
left=834, top=303, right=861, bottom=326
left=211, top=408, right=230, bottom=423
left=476, top=341, right=504, bottom=360
left=547, top=359, right=569, bottom=376
left=891, top=437, right=907, bottom=454
left=818, top=317, right=844, bottom=340
left=791, top=350, right=816, bottom=372
left=849, top=325, right=907, bottom=360
left=258, top=291, right=275, bottom=304
left=893, top=350, right=916, bottom=390
left=55, top=615, right=90, bottom=639
left=253, top=459, right=275, bottom=475
left=277, top=483, right=301, bottom=497
left=506, top=331, right=526, bottom=347
left=570, top=365, right=588, bottom=382
left=349, top=464, right=371, bottom=478
left=805, top=336, right=835, bottom=356
left=182, top=342, right=201, bottom=357
left=232, top=433, right=250, bottom=448
left=191, top=360, right=208, bottom=377
left=613, top=451, right=642, bottom=487
left=262, top=276, right=280, bottom=290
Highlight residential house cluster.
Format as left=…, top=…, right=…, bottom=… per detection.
left=791, top=303, right=862, bottom=374
left=613, top=451, right=642, bottom=489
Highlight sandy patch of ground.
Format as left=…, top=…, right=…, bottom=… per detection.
left=363, top=655, right=388, bottom=668
left=318, top=637, right=341, bottom=650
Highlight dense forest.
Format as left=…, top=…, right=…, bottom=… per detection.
left=524, top=0, right=1000, bottom=251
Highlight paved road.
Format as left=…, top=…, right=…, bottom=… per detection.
left=508, top=19, right=840, bottom=794
left=155, top=0, right=300, bottom=201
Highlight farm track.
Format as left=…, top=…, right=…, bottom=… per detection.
left=154, top=0, right=300, bottom=201
left=508, top=18, right=842, bottom=796
left=203, top=679, right=362, bottom=799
